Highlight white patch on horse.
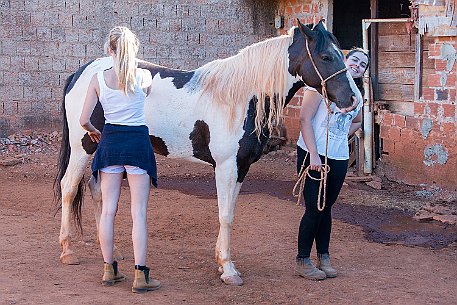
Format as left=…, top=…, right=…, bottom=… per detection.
left=347, top=70, right=363, bottom=104
left=332, top=43, right=344, bottom=60
left=66, top=57, right=114, bottom=154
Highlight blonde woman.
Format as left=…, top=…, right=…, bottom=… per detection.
left=80, top=26, right=160, bottom=293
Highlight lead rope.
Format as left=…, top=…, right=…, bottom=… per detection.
left=292, top=40, right=347, bottom=211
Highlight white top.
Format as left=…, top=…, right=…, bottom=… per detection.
left=97, top=68, right=153, bottom=126
left=297, top=87, right=362, bottom=160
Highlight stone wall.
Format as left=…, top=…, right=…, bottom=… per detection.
left=0, top=0, right=277, bottom=136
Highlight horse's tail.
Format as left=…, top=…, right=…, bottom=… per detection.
left=53, top=73, right=85, bottom=233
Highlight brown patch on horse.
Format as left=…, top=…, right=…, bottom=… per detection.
left=81, top=102, right=105, bottom=154
left=189, top=120, right=215, bottom=166
left=138, top=60, right=194, bottom=89
left=150, top=136, right=169, bottom=156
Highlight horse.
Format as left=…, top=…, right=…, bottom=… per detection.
left=54, top=19, right=361, bottom=286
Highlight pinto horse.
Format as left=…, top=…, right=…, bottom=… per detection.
left=54, top=20, right=361, bottom=286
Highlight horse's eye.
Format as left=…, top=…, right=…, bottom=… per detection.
left=321, top=55, right=332, bottom=61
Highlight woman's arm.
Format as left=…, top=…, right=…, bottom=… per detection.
left=80, top=75, right=101, bottom=143
left=348, top=111, right=362, bottom=137
left=299, top=89, right=323, bottom=171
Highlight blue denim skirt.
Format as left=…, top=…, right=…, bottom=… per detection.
left=91, top=123, right=157, bottom=187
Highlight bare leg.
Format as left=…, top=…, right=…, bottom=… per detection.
left=127, top=173, right=151, bottom=266
left=88, top=175, right=102, bottom=243
left=59, top=152, right=90, bottom=265
left=89, top=176, right=123, bottom=261
left=214, top=159, right=243, bottom=285
left=99, top=171, right=123, bottom=264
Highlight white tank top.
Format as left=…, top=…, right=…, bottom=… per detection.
left=97, top=68, right=152, bottom=126
left=297, top=87, right=362, bottom=160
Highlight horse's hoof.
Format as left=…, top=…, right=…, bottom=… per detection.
left=221, top=274, right=243, bottom=286
left=60, top=253, right=80, bottom=265
left=218, top=266, right=224, bottom=274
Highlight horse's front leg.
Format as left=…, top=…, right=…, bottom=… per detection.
left=59, top=153, right=89, bottom=265
left=214, top=158, right=243, bottom=286
left=88, top=175, right=123, bottom=261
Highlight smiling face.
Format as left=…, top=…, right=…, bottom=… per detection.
left=345, top=51, right=368, bottom=78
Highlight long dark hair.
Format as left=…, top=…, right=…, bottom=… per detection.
left=346, top=48, right=369, bottom=96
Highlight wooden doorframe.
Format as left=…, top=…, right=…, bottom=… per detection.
left=370, top=0, right=379, bottom=101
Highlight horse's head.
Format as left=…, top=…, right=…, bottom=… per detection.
left=289, top=19, right=361, bottom=109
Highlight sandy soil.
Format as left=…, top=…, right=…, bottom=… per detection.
left=1, top=146, right=456, bottom=305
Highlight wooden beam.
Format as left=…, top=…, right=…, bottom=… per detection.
left=378, top=83, right=414, bottom=101
left=378, top=52, right=415, bottom=68
left=370, top=0, right=379, bottom=102
left=378, top=35, right=416, bottom=52
left=378, top=67, right=415, bottom=84
left=414, top=32, right=423, bottom=101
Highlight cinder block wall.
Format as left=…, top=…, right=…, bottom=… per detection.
left=0, top=0, right=277, bottom=136
left=378, top=36, right=457, bottom=189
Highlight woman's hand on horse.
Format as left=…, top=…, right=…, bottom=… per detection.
left=88, top=129, right=101, bottom=143
left=309, top=153, right=322, bottom=172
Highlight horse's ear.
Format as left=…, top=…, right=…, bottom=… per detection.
left=314, top=19, right=327, bottom=32
left=297, top=18, right=316, bottom=41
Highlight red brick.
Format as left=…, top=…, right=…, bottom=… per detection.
left=426, top=73, right=442, bottom=87
left=405, top=116, right=420, bottom=131
left=393, top=113, right=406, bottom=128
left=437, top=37, right=457, bottom=42
left=380, top=111, right=394, bottom=126
left=435, top=60, right=448, bottom=71
left=449, top=89, right=456, bottom=102
left=285, top=6, right=293, bottom=15
left=400, top=128, right=420, bottom=146
left=286, top=107, right=300, bottom=118
left=414, top=102, right=425, bottom=115
left=303, top=4, right=310, bottom=13
left=442, top=122, right=456, bottom=134
left=388, top=126, right=401, bottom=141
left=287, top=96, right=300, bottom=107
left=427, top=45, right=440, bottom=57
left=446, top=73, right=456, bottom=86
left=442, top=103, right=456, bottom=117
left=428, top=103, right=439, bottom=117
left=382, top=139, right=395, bottom=153
left=422, top=87, right=434, bottom=100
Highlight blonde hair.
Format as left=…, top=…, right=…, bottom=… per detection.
left=196, top=29, right=294, bottom=137
left=104, top=26, right=139, bottom=95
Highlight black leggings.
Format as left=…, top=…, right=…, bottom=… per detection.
left=296, top=146, right=348, bottom=258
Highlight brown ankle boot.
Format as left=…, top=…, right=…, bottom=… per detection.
left=295, top=257, right=326, bottom=280
left=102, top=261, right=126, bottom=286
left=317, top=253, right=337, bottom=278
left=132, top=266, right=161, bottom=293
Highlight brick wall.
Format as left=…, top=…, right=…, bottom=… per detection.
left=378, top=36, right=457, bottom=189
left=0, top=0, right=277, bottom=136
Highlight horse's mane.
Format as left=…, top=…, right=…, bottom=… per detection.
left=195, top=27, right=297, bottom=137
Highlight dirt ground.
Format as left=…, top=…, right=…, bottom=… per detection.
left=1, top=144, right=457, bottom=305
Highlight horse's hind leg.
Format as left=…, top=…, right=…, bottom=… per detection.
left=88, top=175, right=123, bottom=261
left=214, top=159, right=243, bottom=286
left=59, top=152, right=89, bottom=265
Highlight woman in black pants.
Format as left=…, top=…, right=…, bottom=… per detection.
left=295, top=48, right=369, bottom=280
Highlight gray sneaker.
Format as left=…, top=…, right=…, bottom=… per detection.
left=295, top=257, right=326, bottom=280
left=317, top=253, right=337, bottom=278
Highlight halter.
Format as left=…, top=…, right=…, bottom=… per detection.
left=293, top=39, right=348, bottom=212
left=305, top=39, right=348, bottom=114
